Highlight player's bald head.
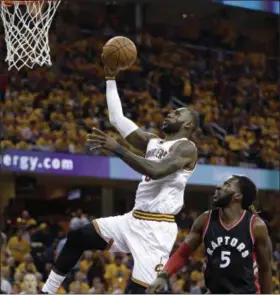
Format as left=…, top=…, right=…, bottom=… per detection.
left=162, top=107, right=199, bottom=135
left=178, top=107, right=200, bottom=133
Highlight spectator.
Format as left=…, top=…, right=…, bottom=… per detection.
left=31, top=223, right=54, bottom=248
left=17, top=253, right=37, bottom=273
left=35, top=272, right=44, bottom=291
left=88, top=277, right=103, bottom=293
left=70, top=210, right=89, bottom=230
left=7, top=230, right=30, bottom=264
left=69, top=271, right=90, bottom=293
left=0, top=276, right=12, bottom=294
left=80, top=251, right=94, bottom=274
left=88, top=281, right=105, bottom=293
left=21, top=210, right=37, bottom=226
left=104, top=254, right=130, bottom=292
left=13, top=271, right=24, bottom=287
left=20, top=273, right=37, bottom=294
left=10, top=283, right=21, bottom=294
left=111, top=283, right=123, bottom=294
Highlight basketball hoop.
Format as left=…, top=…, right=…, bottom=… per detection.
left=0, top=0, right=61, bottom=70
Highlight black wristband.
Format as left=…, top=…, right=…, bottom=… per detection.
left=114, top=144, right=126, bottom=159
left=157, top=271, right=169, bottom=280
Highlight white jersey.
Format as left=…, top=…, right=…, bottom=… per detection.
left=134, top=138, right=195, bottom=215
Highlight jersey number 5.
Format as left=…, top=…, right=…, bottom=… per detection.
left=220, top=251, right=231, bottom=268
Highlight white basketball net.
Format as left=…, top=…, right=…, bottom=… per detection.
left=0, top=0, right=61, bottom=70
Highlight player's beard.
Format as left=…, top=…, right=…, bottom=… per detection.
left=162, top=121, right=183, bottom=134
left=213, top=193, right=234, bottom=208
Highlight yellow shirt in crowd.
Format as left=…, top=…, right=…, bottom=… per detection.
left=17, top=262, right=37, bottom=273
left=69, top=281, right=90, bottom=293
left=104, top=263, right=130, bottom=291
left=7, top=236, right=30, bottom=263
left=79, top=259, right=93, bottom=273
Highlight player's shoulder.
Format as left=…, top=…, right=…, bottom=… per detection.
left=171, top=138, right=197, bottom=154
left=200, top=210, right=211, bottom=221
left=253, top=215, right=267, bottom=229
left=252, top=215, right=269, bottom=239
left=192, top=211, right=211, bottom=233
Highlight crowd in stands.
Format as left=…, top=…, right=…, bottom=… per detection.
left=0, top=3, right=279, bottom=169
left=1, top=209, right=280, bottom=294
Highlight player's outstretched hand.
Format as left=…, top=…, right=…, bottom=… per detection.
left=101, top=54, right=119, bottom=79
left=87, top=128, right=118, bottom=152
left=146, top=277, right=166, bottom=294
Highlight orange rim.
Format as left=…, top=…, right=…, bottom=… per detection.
left=0, top=0, right=59, bottom=7
left=1, top=1, right=25, bottom=6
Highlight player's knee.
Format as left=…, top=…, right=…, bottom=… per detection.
left=66, top=227, right=82, bottom=247
left=66, top=222, right=107, bottom=251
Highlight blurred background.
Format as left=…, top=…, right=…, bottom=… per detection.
left=0, top=0, right=279, bottom=293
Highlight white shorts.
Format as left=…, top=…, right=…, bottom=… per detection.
left=94, top=210, right=178, bottom=286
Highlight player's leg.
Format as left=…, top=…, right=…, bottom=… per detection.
left=42, top=215, right=128, bottom=294
left=42, top=223, right=106, bottom=293
left=124, top=214, right=178, bottom=294
left=124, top=278, right=147, bottom=294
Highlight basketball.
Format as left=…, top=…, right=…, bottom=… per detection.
left=102, top=36, right=137, bottom=70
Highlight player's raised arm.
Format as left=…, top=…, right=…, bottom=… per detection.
left=87, top=129, right=197, bottom=179
left=104, top=66, right=157, bottom=153
left=253, top=217, right=273, bottom=294
left=146, top=212, right=207, bottom=293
